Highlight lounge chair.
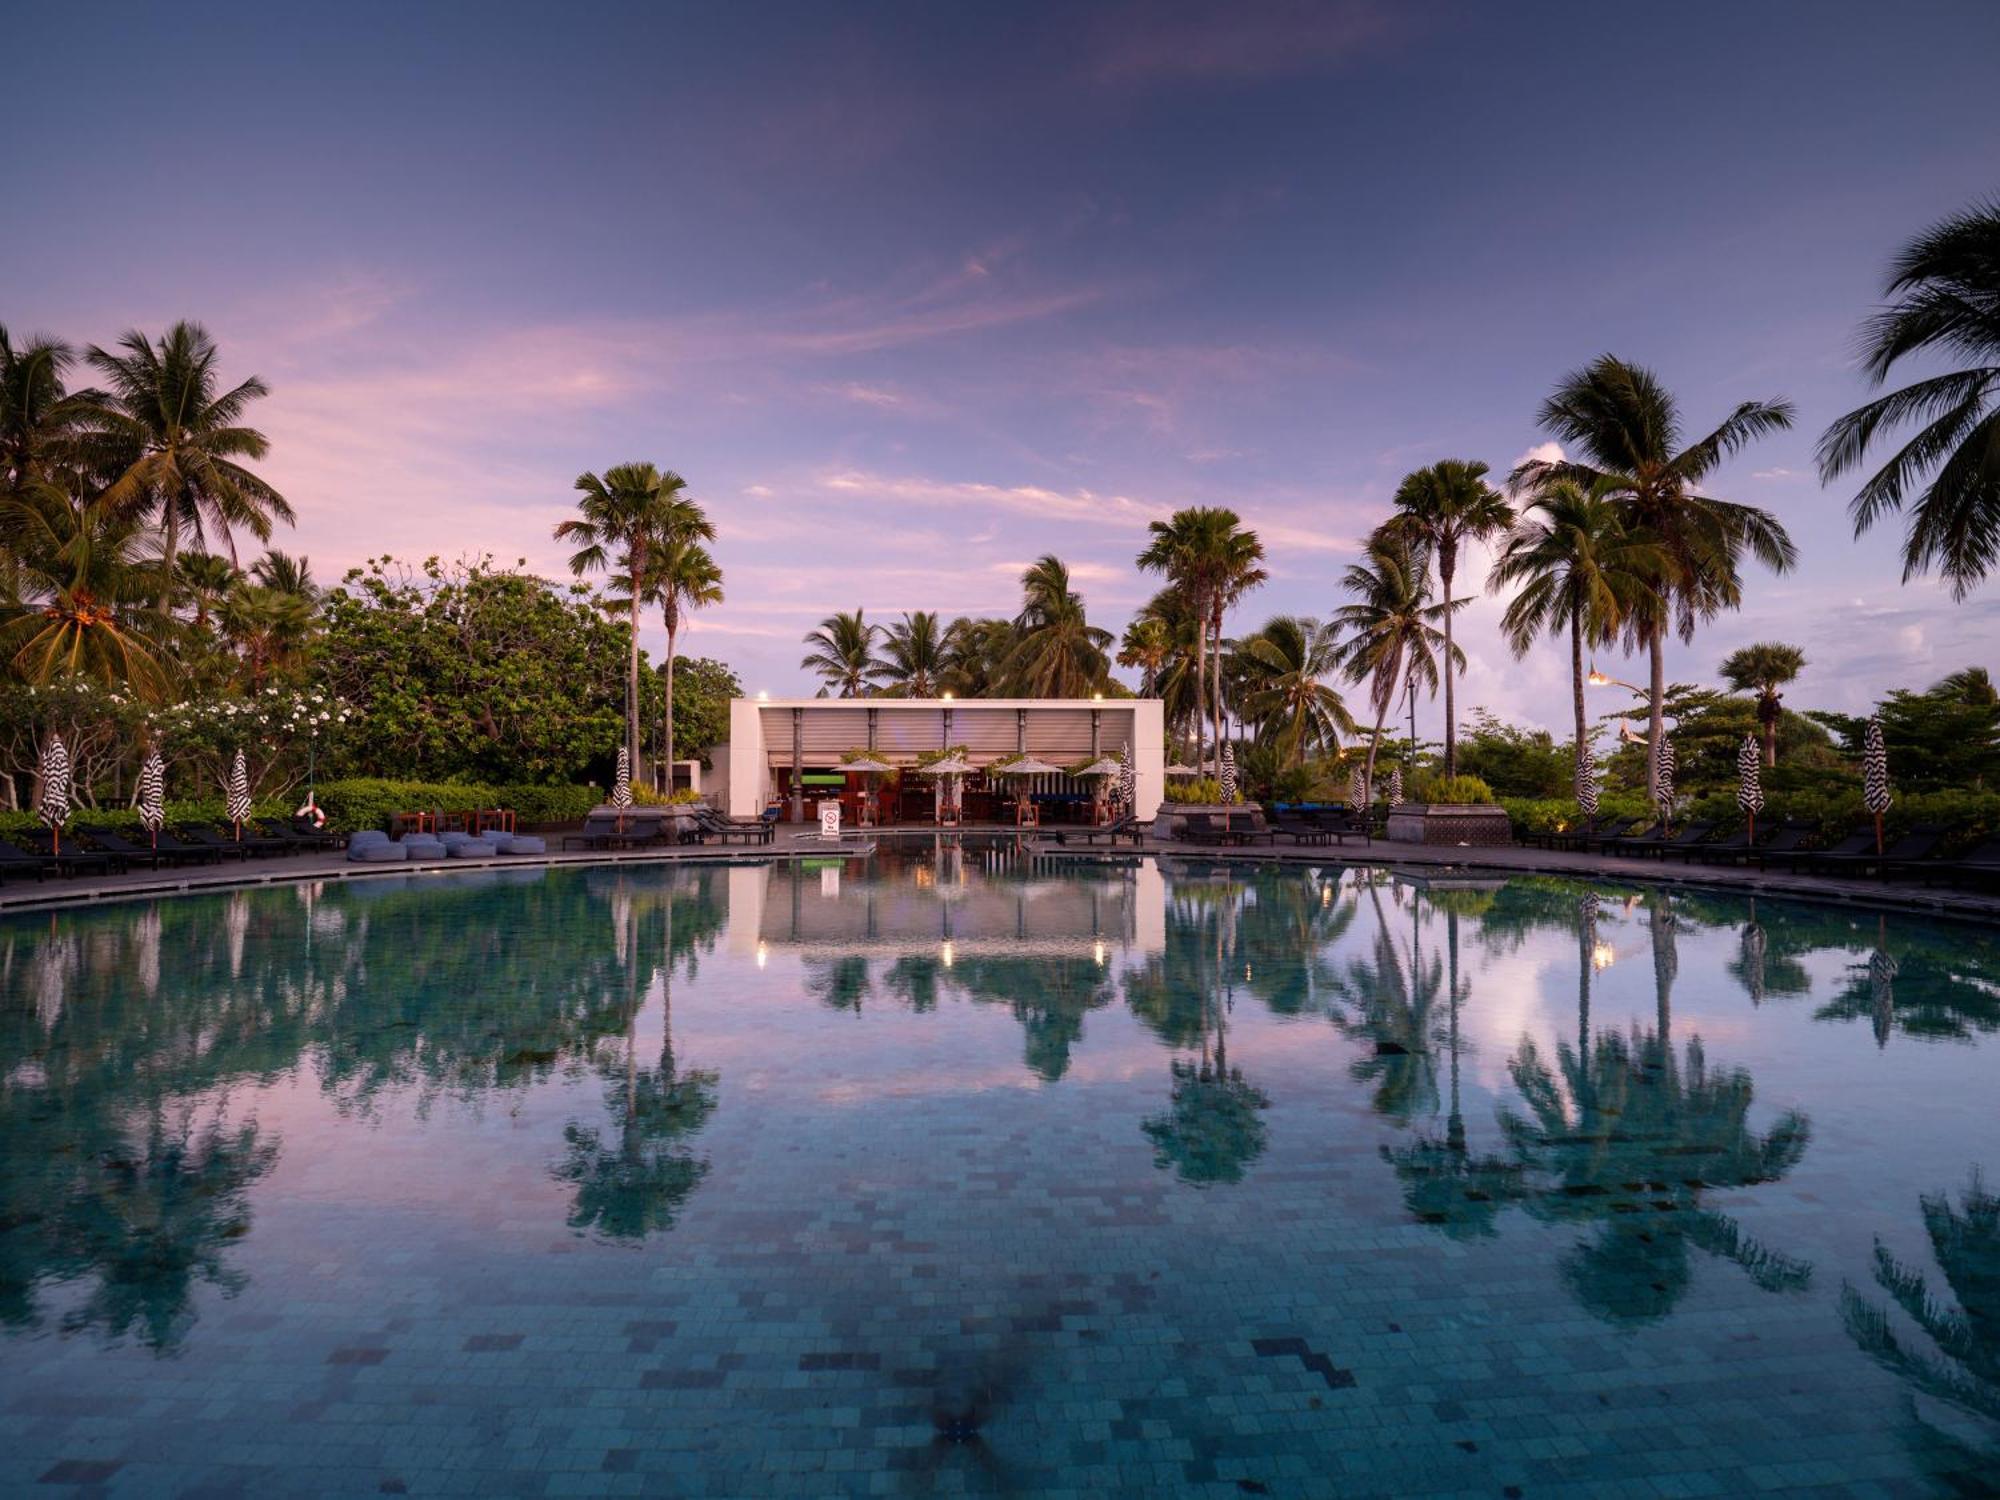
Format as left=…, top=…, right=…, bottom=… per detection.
left=1307, top=808, right=1371, bottom=844
left=75, top=825, right=205, bottom=871
left=260, top=815, right=342, bottom=853
left=180, top=823, right=289, bottom=859
left=1554, top=816, right=1640, bottom=854
left=561, top=812, right=646, bottom=851
left=1600, top=820, right=1667, bottom=856
left=0, top=840, right=49, bottom=883
left=1796, top=825, right=1945, bottom=880
left=1178, top=813, right=1228, bottom=846
left=9, top=831, right=116, bottom=877
left=1906, top=836, right=2000, bottom=890
left=694, top=806, right=775, bottom=845
left=1227, top=811, right=1276, bottom=846
left=1631, top=821, right=1721, bottom=860
left=1681, top=818, right=1813, bottom=866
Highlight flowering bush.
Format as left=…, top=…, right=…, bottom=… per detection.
left=151, top=687, right=355, bottom=801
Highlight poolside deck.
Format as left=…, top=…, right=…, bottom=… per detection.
left=5, top=824, right=1996, bottom=922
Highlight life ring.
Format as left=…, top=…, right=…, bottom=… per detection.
left=295, top=796, right=327, bottom=828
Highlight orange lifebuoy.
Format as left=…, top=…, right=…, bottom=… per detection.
left=296, top=796, right=327, bottom=828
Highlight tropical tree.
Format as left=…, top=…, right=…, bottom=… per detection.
left=0, top=327, right=99, bottom=502
left=879, top=610, right=950, bottom=697
left=1491, top=475, right=1644, bottom=765
left=1138, top=508, right=1264, bottom=776
left=1820, top=199, right=2000, bottom=599
left=0, top=491, right=176, bottom=698
left=85, top=322, right=291, bottom=589
left=621, top=527, right=721, bottom=783
left=1123, top=588, right=1203, bottom=738
left=1000, top=555, right=1111, bottom=698
left=220, top=581, right=316, bottom=690
left=940, top=616, right=1013, bottom=697
left=1117, top=613, right=1173, bottom=699
left=555, top=462, right=694, bottom=772
left=1232, top=615, right=1355, bottom=766
left=248, top=549, right=318, bottom=601
left=1331, top=535, right=1461, bottom=803
left=174, top=551, right=241, bottom=630
left=1381, top=460, right=1513, bottom=776
left=1516, top=356, right=1796, bottom=801
left=1719, top=641, right=1807, bottom=767
left=800, top=609, right=882, bottom=697
left=1209, top=524, right=1269, bottom=756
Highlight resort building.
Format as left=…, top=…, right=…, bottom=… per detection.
left=720, top=696, right=1166, bottom=824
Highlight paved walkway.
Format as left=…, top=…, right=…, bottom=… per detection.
left=3, top=825, right=1994, bottom=923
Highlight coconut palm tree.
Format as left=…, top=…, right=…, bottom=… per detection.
left=618, top=528, right=722, bottom=783
left=800, top=610, right=882, bottom=697
left=220, top=580, right=316, bottom=690
left=1491, top=476, right=1646, bottom=765
left=248, top=549, right=318, bottom=601
left=1117, top=613, right=1173, bottom=699
left=555, top=462, right=695, bottom=771
left=174, top=551, right=241, bottom=630
left=0, top=490, right=176, bottom=698
left=1381, top=460, right=1513, bottom=776
left=1719, top=642, right=1806, bottom=767
left=880, top=610, right=950, bottom=697
left=0, top=327, right=101, bottom=502
left=1331, top=535, right=1461, bottom=804
left=85, top=322, right=291, bottom=589
left=1124, top=588, right=1204, bottom=741
left=1516, top=356, right=1796, bottom=801
left=1819, top=200, right=2000, bottom=599
left=1001, top=555, right=1111, bottom=697
left=1138, top=508, right=1263, bottom=777
left=1233, top=615, right=1355, bottom=767
left=940, top=616, right=1013, bottom=697
left=1209, top=526, right=1269, bottom=762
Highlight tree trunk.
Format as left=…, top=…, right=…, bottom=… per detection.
left=662, top=603, right=679, bottom=795
left=1569, top=606, right=1587, bottom=759
left=1646, top=624, right=1667, bottom=803
left=1191, top=594, right=1207, bottom=780
left=160, top=507, right=180, bottom=612
left=626, top=595, right=641, bottom=783
left=1211, top=605, right=1225, bottom=778
left=1760, top=694, right=1778, bottom=768
left=1439, top=541, right=1458, bottom=779
left=1363, top=679, right=1394, bottom=807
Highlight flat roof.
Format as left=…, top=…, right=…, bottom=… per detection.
left=736, top=697, right=1157, bottom=708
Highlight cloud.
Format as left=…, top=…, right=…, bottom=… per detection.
left=1752, top=466, right=1805, bottom=480
left=1090, top=0, right=1400, bottom=85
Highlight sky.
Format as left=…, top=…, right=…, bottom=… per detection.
left=9, top=0, right=2000, bottom=731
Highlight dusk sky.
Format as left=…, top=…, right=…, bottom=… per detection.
left=12, top=0, right=2000, bottom=729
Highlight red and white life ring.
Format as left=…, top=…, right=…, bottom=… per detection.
left=295, top=796, right=327, bottom=829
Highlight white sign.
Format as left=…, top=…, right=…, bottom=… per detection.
left=818, top=799, right=842, bottom=839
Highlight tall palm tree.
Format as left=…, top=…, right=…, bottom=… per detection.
left=1233, top=616, right=1356, bottom=766
left=1138, top=508, right=1263, bottom=777
left=175, top=551, right=241, bottom=630
left=1117, top=613, right=1172, bottom=699
left=800, top=610, right=882, bottom=697
left=248, top=549, right=318, bottom=601
left=0, top=490, right=176, bottom=698
left=220, top=581, right=316, bottom=690
left=1210, top=525, right=1269, bottom=762
left=1002, top=554, right=1111, bottom=697
left=85, top=322, right=291, bottom=589
left=880, top=610, right=950, bottom=697
left=1124, top=588, right=1204, bottom=741
left=940, top=615, right=1013, bottom=697
left=1331, top=535, right=1461, bottom=802
left=0, top=327, right=100, bottom=502
left=1516, top=356, right=1796, bottom=801
left=1491, top=476, right=1645, bottom=766
left=1381, top=460, right=1513, bottom=777
left=1719, top=642, right=1806, bottom=767
left=555, top=462, right=695, bottom=773
left=1819, top=199, right=2000, bottom=599
left=619, top=527, right=721, bottom=783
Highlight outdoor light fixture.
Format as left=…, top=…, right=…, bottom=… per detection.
left=756, top=690, right=769, bottom=701
left=941, top=691, right=954, bottom=702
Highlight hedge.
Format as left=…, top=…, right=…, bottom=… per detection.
left=309, top=778, right=600, bottom=833
left=1499, top=788, right=2000, bottom=854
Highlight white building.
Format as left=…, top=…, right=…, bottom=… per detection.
left=722, top=697, right=1165, bottom=823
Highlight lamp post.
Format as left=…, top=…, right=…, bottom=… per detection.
left=1587, top=666, right=1650, bottom=740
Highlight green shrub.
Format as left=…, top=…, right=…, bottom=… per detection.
left=0, top=798, right=294, bottom=838
left=310, top=778, right=599, bottom=833
left=1409, top=772, right=1496, bottom=805
left=1498, top=786, right=2000, bottom=854
left=1164, top=777, right=1226, bottom=804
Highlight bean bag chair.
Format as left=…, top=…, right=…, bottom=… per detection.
left=347, top=839, right=408, bottom=863
left=348, top=829, right=390, bottom=852
left=448, top=838, right=499, bottom=858
left=399, top=835, right=448, bottom=860
left=491, top=834, right=547, bottom=855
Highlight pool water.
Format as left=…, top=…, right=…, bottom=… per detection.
left=3, top=844, right=1997, bottom=1497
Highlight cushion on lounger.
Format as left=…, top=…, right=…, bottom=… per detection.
left=347, top=840, right=408, bottom=863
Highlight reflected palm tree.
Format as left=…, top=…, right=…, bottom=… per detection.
left=1331, top=880, right=1442, bottom=1125
left=803, top=954, right=874, bottom=1013
left=1817, top=914, right=2000, bottom=1047
left=883, top=954, right=945, bottom=1013
left=952, top=956, right=1113, bottom=1082
left=1842, top=1172, right=2000, bottom=1486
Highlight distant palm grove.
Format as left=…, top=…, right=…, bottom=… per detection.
left=3, top=198, right=1997, bottom=828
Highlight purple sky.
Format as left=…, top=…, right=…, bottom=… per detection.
left=12, top=1, right=1999, bottom=729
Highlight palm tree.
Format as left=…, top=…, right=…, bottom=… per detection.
left=1491, top=476, right=1644, bottom=766
left=0, top=490, right=176, bottom=698
left=880, top=610, right=950, bottom=697
left=1381, top=460, right=1513, bottom=776
left=621, top=528, right=722, bottom=783
left=0, top=327, right=100, bottom=502
left=248, top=549, right=318, bottom=601
left=1117, top=613, right=1173, bottom=698
left=555, top=462, right=695, bottom=772
left=1719, top=642, right=1807, bottom=767
left=1819, top=200, right=2000, bottom=599
left=1001, top=555, right=1111, bottom=697
left=1124, top=588, right=1204, bottom=740
left=1517, top=356, right=1796, bottom=801
left=1138, top=508, right=1263, bottom=777
left=1938, top=665, right=1998, bottom=707
left=174, top=551, right=241, bottom=630
left=85, top=322, right=291, bottom=590
left=1331, top=535, right=1461, bottom=804
left=1210, top=525, right=1269, bottom=761
left=940, top=616, right=1013, bottom=697
left=800, top=610, right=882, bottom=697
left=1233, top=616, right=1355, bottom=766
left=220, top=581, right=315, bottom=690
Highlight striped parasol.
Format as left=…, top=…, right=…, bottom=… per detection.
left=1348, top=761, right=1367, bottom=810
left=1118, top=741, right=1135, bottom=812
left=1574, top=742, right=1599, bottom=822
left=137, top=749, right=167, bottom=845
left=226, top=749, right=252, bottom=836
left=1862, top=715, right=1891, bottom=853
left=37, top=732, right=71, bottom=853
left=1736, top=734, right=1764, bottom=841
left=1651, top=735, right=1676, bottom=829
left=1219, top=741, right=1237, bottom=805
left=611, top=746, right=633, bottom=809
left=1386, top=762, right=1404, bottom=806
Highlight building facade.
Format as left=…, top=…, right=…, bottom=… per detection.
left=723, top=697, right=1165, bottom=823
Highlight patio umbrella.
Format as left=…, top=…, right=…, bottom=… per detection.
left=920, top=754, right=972, bottom=822
left=1651, top=735, right=1676, bottom=831
left=137, top=749, right=166, bottom=848
left=611, top=747, right=633, bottom=809
left=1387, top=763, right=1404, bottom=807
left=1073, top=756, right=1121, bottom=779
left=1164, top=761, right=1198, bottom=777
left=37, top=732, right=71, bottom=854
left=226, top=748, right=252, bottom=840
left=1736, top=734, right=1764, bottom=842
left=1219, top=742, right=1237, bottom=805
left=1574, top=743, right=1599, bottom=824
left=1347, top=762, right=1367, bottom=811
left=839, top=753, right=896, bottom=826
left=1118, top=741, right=1135, bottom=812
left=1863, top=715, right=1891, bottom=854
left=989, top=754, right=1064, bottom=776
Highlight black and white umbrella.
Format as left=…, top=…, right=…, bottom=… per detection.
left=137, top=749, right=166, bottom=846
left=37, top=732, right=71, bottom=853
left=1574, top=742, right=1599, bottom=824
left=1348, top=762, right=1367, bottom=811
left=226, top=749, right=252, bottom=837
left=1863, top=715, right=1891, bottom=854
left=1219, top=741, right=1237, bottom=805
left=1118, top=741, right=1135, bottom=813
left=1736, top=734, right=1764, bottom=842
left=1387, top=763, right=1404, bottom=806
left=1651, top=735, right=1676, bottom=829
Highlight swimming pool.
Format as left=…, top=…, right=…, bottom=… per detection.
left=3, top=844, right=1997, bottom=1495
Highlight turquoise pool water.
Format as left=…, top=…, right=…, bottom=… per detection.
left=2, top=845, right=1997, bottom=1496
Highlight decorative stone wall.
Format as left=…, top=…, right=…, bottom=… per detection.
left=1385, top=803, right=1513, bottom=847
